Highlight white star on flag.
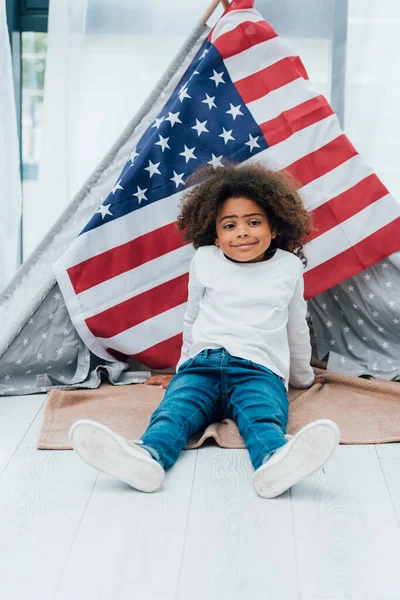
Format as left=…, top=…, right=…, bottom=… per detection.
left=210, top=69, right=225, bottom=87
left=219, top=128, right=235, bottom=145
left=245, top=134, right=260, bottom=151
left=151, top=116, right=164, bottom=129
left=97, top=204, right=113, bottom=219
left=111, top=180, right=123, bottom=195
left=53, top=292, right=61, bottom=300
left=145, top=160, right=161, bottom=178
left=207, top=154, right=224, bottom=169
left=226, top=103, right=244, bottom=120
left=179, top=145, right=197, bottom=163
left=133, top=186, right=148, bottom=204
left=155, top=135, right=170, bottom=152
left=202, top=93, right=217, bottom=110
left=128, top=148, right=139, bottom=163
left=192, top=119, right=209, bottom=137
left=41, top=332, right=48, bottom=340
left=165, top=112, right=182, bottom=127
left=170, top=171, right=185, bottom=188
left=178, top=85, right=191, bottom=102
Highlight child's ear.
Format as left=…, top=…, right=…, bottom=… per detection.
left=215, top=238, right=220, bottom=247
left=271, top=231, right=277, bottom=239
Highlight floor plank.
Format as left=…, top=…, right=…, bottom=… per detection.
left=0, top=401, right=99, bottom=600
left=292, top=445, right=400, bottom=600
left=375, top=442, right=400, bottom=459
left=0, top=394, right=45, bottom=473
left=379, top=457, right=400, bottom=528
left=177, top=446, right=299, bottom=600
left=53, top=450, right=197, bottom=600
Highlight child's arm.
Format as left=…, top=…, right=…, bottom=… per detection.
left=176, top=253, right=205, bottom=371
left=287, top=269, right=315, bottom=388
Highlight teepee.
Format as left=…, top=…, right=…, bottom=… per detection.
left=1, top=0, right=399, bottom=397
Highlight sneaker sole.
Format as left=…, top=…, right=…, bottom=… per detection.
left=252, top=419, right=340, bottom=499
left=69, top=419, right=165, bottom=493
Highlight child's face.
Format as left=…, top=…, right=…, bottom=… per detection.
left=215, top=196, right=277, bottom=263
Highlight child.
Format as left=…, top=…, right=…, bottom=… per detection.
left=70, top=163, right=340, bottom=499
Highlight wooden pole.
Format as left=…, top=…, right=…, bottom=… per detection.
left=200, top=0, right=230, bottom=25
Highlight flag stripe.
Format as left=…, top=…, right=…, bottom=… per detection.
left=307, top=174, right=389, bottom=242
left=304, top=217, right=400, bottom=299
left=234, top=56, right=308, bottom=104
left=77, top=245, right=194, bottom=317
left=298, top=154, right=374, bottom=212
left=221, top=35, right=295, bottom=79
left=246, top=78, right=321, bottom=124
left=284, top=134, right=358, bottom=187
left=259, top=96, right=334, bottom=147
left=68, top=221, right=187, bottom=294
left=100, top=304, right=187, bottom=355
left=85, top=273, right=189, bottom=338
left=212, top=19, right=277, bottom=60
left=209, top=9, right=264, bottom=44
left=122, top=334, right=183, bottom=370
left=304, top=193, right=398, bottom=271
left=60, top=189, right=185, bottom=268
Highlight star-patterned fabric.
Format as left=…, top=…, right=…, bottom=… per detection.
left=309, top=254, right=400, bottom=380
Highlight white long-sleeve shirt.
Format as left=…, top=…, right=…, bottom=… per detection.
left=176, top=245, right=315, bottom=390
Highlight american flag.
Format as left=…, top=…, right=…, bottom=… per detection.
left=54, top=0, right=400, bottom=370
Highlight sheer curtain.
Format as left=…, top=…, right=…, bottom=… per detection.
left=0, top=0, right=22, bottom=292
left=25, top=0, right=224, bottom=258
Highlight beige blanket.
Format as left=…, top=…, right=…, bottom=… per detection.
left=37, top=369, right=400, bottom=450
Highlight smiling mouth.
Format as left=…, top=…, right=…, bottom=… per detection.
left=232, top=242, right=258, bottom=248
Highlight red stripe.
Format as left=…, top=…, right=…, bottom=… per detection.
left=68, top=222, right=187, bottom=295
left=307, top=175, right=389, bottom=242
left=303, top=217, right=400, bottom=299
left=212, top=20, right=277, bottom=59
left=124, top=334, right=183, bottom=370
left=284, top=135, right=358, bottom=188
left=234, top=56, right=308, bottom=104
left=259, top=96, right=334, bottom=147
left=85, top=273, right=189, bottom=338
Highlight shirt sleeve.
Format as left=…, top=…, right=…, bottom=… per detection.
left=287, top=267, right=315, bottom=388
left=176, top=252, right=205, bottom=371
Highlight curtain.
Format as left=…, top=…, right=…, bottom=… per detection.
left=0, top=0, right=22, bottom=292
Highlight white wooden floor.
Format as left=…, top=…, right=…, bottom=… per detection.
left=2, top=394, right=400, bottom=600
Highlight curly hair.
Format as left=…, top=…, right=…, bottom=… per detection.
left=177, top=162, right=312, bottom=266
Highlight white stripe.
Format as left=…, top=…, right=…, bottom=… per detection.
left=245, top=78, right=320, bottom=124
left=57, top=188, right=185, bottom=268
left=210, top=9, right=263, bottom=43
left=78, top=244, right=194, bottom=318
left=304, top=193, right=400, bottom=271
left=97, top=304, right=187, bottom=354
left=298, top=154, right=376, bottom=212
left=223, top=36, right=299, bottom=81
left=244, top=114, right=342, bottom=172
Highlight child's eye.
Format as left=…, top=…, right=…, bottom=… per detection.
left=249, top=220, right=261, bottom=226
left=223, top=223, right=235, bottom=229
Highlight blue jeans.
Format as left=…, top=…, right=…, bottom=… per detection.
left=140, top=348, right=288, bottom=471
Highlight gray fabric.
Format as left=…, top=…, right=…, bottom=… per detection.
left=0, top=24, right=208, bottom=396
left=308, top=254, right=400, bottom=381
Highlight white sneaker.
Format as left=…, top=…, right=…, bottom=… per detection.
left=69, top=419, right=165, bottom=493
left=252, top=419, right=340, bottom=499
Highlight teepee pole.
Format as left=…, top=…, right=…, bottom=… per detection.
left=200, top=0, right=230, bottom=25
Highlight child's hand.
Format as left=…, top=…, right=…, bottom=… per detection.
left=145, top=375, right=173, bottom=389
left=313, top=375, right=325, bottom=385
